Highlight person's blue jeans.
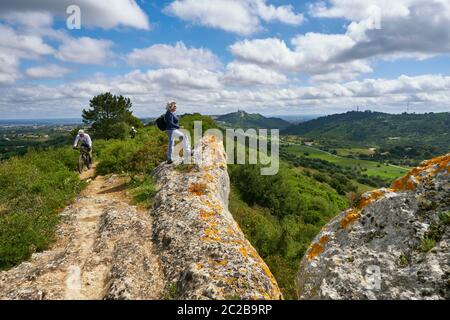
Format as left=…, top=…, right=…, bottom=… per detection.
left=166, top=129, right=191, bottom=162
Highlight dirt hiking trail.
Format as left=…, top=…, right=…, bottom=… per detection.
left=0, top=168, right=165, bottom=300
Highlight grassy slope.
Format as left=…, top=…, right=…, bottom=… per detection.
left=0, top=148, right=86, bottom=269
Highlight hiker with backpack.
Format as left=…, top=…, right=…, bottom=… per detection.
left=157, top=101, right=192, bottom=164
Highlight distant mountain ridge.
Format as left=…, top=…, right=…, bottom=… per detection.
left=283, top=111, right=450, bottom=154
left=216, top=110, right=291, bottom=129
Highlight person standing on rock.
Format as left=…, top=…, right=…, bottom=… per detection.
left=165, top=101, right=192, bottom=164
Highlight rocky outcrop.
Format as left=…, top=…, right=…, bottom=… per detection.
left=151, top=135, right=282, bottom=300
left=298, top=154, right=450, bottom=300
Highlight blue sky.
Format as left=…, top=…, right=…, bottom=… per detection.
left=1, top=0, right=450, bottom=118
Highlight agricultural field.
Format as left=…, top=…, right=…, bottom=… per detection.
left=282, top=143, right=409, bottom=180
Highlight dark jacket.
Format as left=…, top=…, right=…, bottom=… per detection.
left=164, top=110, right=180, bottom=130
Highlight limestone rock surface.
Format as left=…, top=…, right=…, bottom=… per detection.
left=298, top=154, right=450, bottom=300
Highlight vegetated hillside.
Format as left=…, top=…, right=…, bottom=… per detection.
left=228, top=162, right=348, bottom=299
left=283, top=111, right=450, bottom=157
left=0, top=128, right=73, bottom=160
left=216, top=110, right=291, bottom=129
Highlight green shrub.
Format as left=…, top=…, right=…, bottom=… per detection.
left=264, top=255, right=298, bottom=300
left=95, top=126, right=166, bottom=175
left=229, top=190, right=282, bottom=257
left=180, top=113, right=219, bottom=139
left=95, top=140, right=141, bottom=175
left=130, top=176, right=156, bottom=209
left=419, top=237, right=436, bottom=253
left=109, top=121, right=131, bottom=140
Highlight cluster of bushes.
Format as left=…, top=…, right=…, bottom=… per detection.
left=363, top=145, right=439, bottom=167
left=94, top=126, right=167, bottom=176
left=180, top=113, right=219, bottom=136
left=280, top=150, right=390, bottom=193
left=0, top=148, right=86, bottom=269
left=228, top=163, right=347, bottom=298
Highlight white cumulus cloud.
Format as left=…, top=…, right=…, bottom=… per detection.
left=230, top=36, right=372, bottom=81
left=0, top=0, right=150, bottom=30
left=164, top=0, right=304, bottom=35
left=55, top=37, right=114, bottom=65
left=127, top=42, right=221, bottom=70
left=223, top=62, right=287, bottom=85
left=25, top=64, right=71, bottom=79
left=309, top=0, right=450, bottom=61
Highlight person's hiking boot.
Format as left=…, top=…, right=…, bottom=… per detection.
left=166, top=160, right=173, bottom=165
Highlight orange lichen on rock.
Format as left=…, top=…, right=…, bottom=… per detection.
left=239, top=245, right=249, bottom=258
left=200, top=198, right=223, bottom=213
left=356, top=190, right=386, bottom=209
left=391, top=172, right=419, bottom=191
left=203, top=172, right=216, bottom=183
left=202, top=228, right=221, bottom=242
left=307, top=242, right=325, bottom=261
left=422, top=154, right=450, bottom=173
left=319, top=235, right=330, bottom=245
left=340, top=209, right=361, bottom=229
left=188, top=182, right=207, bottom=196
left=391, top=154, right=450, bottom=192
left=340, top=189, right=391, bottom=229
left=306, top=235, right=331, bottom=260
left=196, top=262, right=204, bottom=270
left=200, top=209, right=216, bottom=220
left=226, top=226, right=235, bottom=236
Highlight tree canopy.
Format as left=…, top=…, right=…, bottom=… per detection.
left=82, top=92, right=143, bottom=140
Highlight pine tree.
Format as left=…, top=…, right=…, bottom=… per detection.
left=82, top=92, right=142, bottom=139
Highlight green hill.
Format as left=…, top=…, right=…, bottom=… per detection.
left=216, top=110, right=291, bottom=129
left=283, top=111, right=450, bottom=158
